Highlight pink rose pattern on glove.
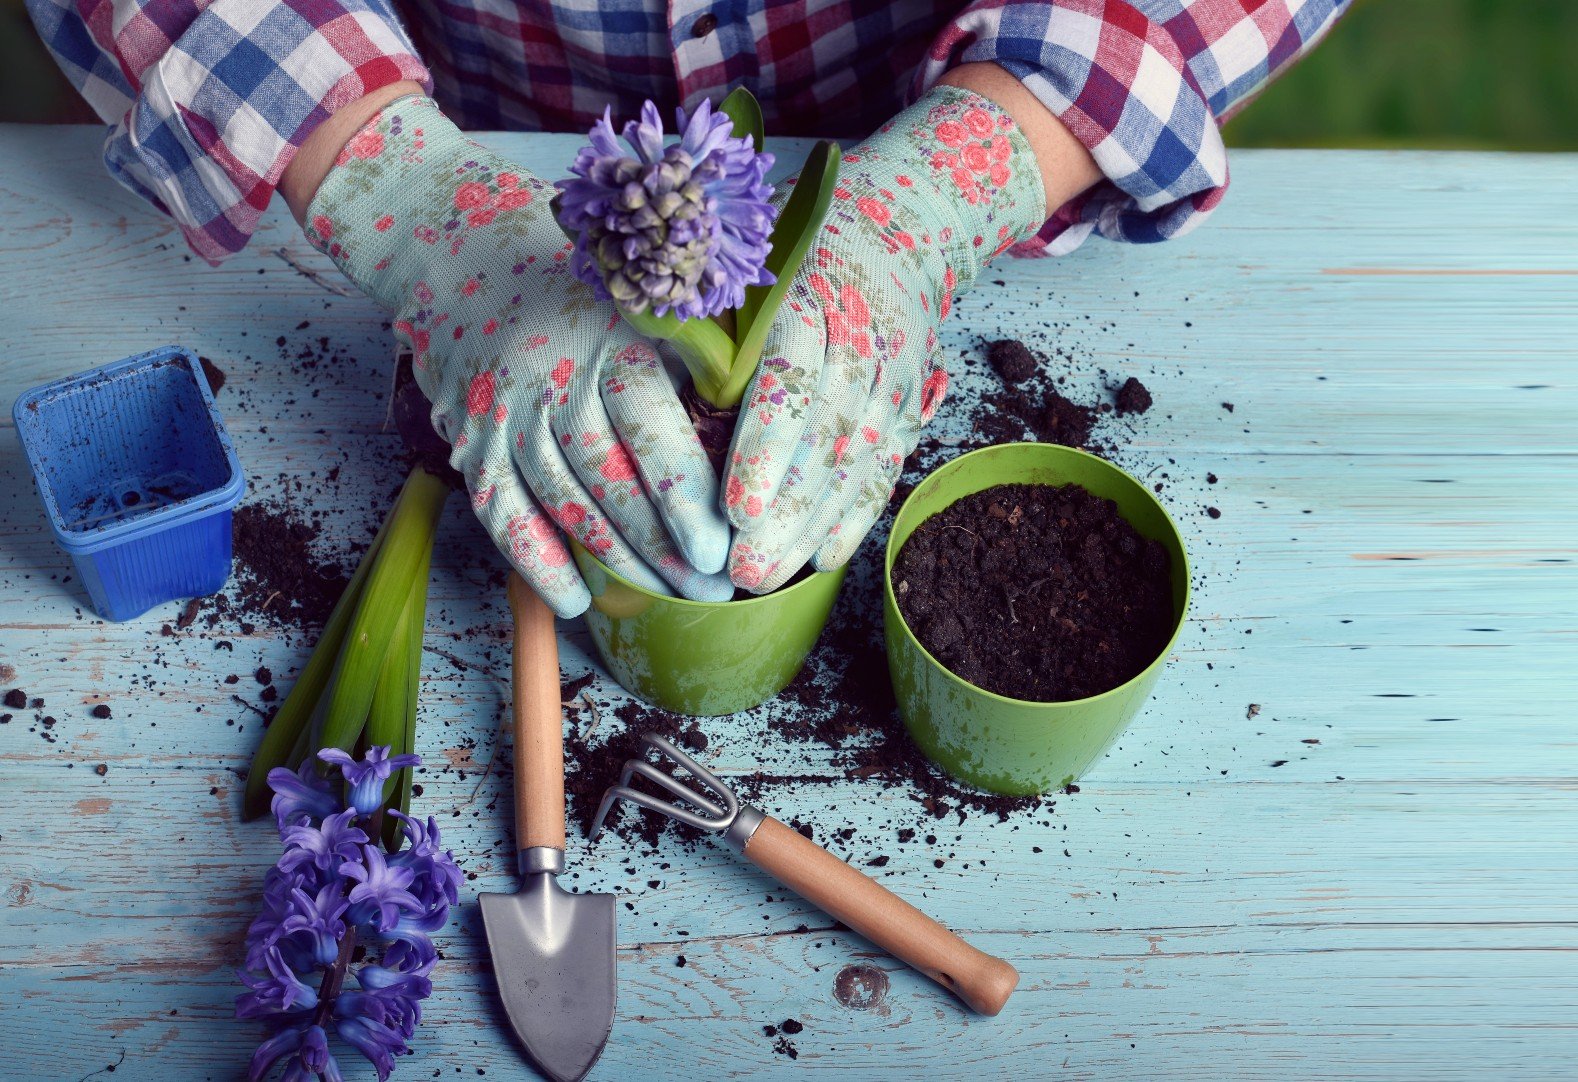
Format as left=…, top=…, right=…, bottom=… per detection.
left=725, top=87, right=1047, bottom=593
left=305, top=96, right=732, bottom=616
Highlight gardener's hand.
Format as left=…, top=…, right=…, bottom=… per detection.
left=299, top=96, right=731, bottom=616
left=723, top=81, right=1054, bottom=592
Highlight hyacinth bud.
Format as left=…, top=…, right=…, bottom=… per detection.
left=557, top=99, right=778, bottom=322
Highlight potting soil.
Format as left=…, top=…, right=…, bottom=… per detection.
left=892, top=483, right=1174, bottom=702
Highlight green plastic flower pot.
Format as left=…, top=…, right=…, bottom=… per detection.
left=572, top=542, right=848, bottom=717
left=883, top=444, right=1190, bottom=795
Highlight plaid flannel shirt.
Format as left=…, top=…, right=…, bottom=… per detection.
left=30, top=0, right=1347, bottom=264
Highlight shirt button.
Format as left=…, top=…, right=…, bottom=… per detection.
left=692, top=13, right=718, bottom=37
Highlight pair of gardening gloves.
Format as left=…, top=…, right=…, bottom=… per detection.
left=306, top=89, right=1046, bottom=617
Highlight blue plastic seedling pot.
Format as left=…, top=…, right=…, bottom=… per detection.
left=12, top=346, right=245, bottom=621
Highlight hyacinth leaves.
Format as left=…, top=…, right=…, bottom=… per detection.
left=556, top=87, right=842, bottom=410
left=242, top=466, right=448, bottom=825
left=364, top=549, right=431, bottom=849
left=719, top=137, right=841, bottom=409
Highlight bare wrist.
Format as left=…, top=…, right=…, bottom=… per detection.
left=280, top=81, right=428, bottom=224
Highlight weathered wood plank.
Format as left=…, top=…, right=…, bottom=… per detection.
left=1, top=126, right=1575, bottom=1078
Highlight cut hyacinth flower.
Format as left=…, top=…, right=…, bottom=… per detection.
left=242, top=464, right=447, bottom=851
left=557, top=88, right=841, bottom=410
left=239, top=747, right=461, bottom=1082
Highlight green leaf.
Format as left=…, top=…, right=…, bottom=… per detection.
left=718, top=140, right=842, bottom=409
left=317, top=468, right=447, bottom=756
left=285, top=716, right=316, bottom=774
left=718, top=87, right=765, bottom=157
left=372, top=559, right=429, bottom=850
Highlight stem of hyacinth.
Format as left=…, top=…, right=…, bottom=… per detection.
left=618, top=304, right=738, bottom=405
left=312, top=922, right=358, bottom=1030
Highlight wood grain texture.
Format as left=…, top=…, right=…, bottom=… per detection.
left=1, top=126, right=1576, bottom=1079
left=508, top=573, right=567, bottom=853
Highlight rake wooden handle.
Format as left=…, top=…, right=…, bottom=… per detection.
left=508, top=574, right=566, bottom=853
left=742, top=815, right=1019, bottom=1015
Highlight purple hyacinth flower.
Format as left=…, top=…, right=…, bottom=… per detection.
left=280, top=808, right=370, bottom=877
left=342, top=961, right=434, bottom=1037
left=556, top=97, right=776, bottom=321
left=318, top=747, right=419, bottom=816
left=242, top=747, right=460, bottom=1079
left=380, top=936, right=438, bottom=975
left=280, top=1024, right=343, bottom=1082
left=389, top=812, right=463, bottom=910
left=386, top=904, right=450, bottom=948
left=248, top=1023, right=343, bottom=1082
left=341, top=844, right=421, bottom=931
left=245, top=865, right=311, bottom=972
left=238, top=945, right=320, bottom=1017
left=334, top=1012, right=404, bottom=1082
left=268, top=760, right=339, bottom=832
left=280, top=882, right=351, bottom=968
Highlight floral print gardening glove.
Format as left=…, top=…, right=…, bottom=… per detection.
left=725, top=87, right=1047, bottom=592
left=305, top=96, right=733, bottom=616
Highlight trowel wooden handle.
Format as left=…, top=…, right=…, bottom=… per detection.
left=508, top=574, right=566, bottom=853
left=742, top=815, right=1019, bottom=1015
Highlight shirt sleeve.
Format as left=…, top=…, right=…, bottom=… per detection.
left=916, top=0, right=1350, bottom=255
left=26, top=0, right=431, bottom=264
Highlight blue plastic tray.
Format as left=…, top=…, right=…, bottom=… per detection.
left=12, top=346, right=246, bottom=621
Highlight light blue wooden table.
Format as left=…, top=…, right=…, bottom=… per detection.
left=2, top=128, right=1575, bottom=1080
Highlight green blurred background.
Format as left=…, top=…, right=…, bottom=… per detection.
left=3, top=0, right=1574, bottom=148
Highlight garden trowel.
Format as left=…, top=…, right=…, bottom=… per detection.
left=480, top=575, right=616, bottom=1082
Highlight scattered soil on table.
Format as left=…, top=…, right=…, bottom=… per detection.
left=963, top=339, right=1166, bottom=462
left=763, top=1019, right=802, bottom=1059
left=198, top=356, right=226, bottom=395
left=987, top=339, right=1037, bottom=384
left=91, top=704, right=112, bottom=720
left=563, top=599, right=1055, bottom=853
left=563, top=703, right=699, bottom=848
left=4, top=688, right=26, bottom=710
left=231, top=504, right=352, bottom=630
left=892, top=483, right=1175, bottom=702
left=1115, top=376, right=1152, bottom=415
left=560, top=672, right=595, bottom=702
left=975, top=379, right=1097, bottom=451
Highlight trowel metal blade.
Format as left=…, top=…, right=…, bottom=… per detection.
left=480, top=875, right=617, bottom=1082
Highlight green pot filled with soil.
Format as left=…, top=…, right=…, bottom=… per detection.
left=884, top=444, right=1189, bottom=795
left=574, top=542, right=847, bottom=717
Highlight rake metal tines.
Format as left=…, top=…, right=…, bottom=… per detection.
left=590, top=734, right=764, bottom=853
